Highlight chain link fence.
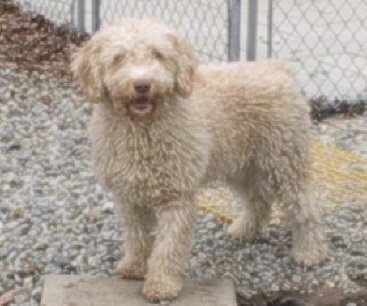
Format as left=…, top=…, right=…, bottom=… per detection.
left=99, top=0, right=231, bottom=63
left=11, top=0, right=75, bottom=25
left=2, top=0, right=367, bottom=102
left=7, top=0, right=87, bottom=33
left=270, top=0, right=367, bottom=101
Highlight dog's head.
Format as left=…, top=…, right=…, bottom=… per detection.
left=71, top=19, right=198, bottom=119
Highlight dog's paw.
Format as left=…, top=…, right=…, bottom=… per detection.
left=227, top=215, right=259, bottom=242
left=291, top=225, right=329, bottom=266
left=116, top=258, right=146, bottom=279
left=142, top=276, right=183, bottom=303
left=291, top=241, right=328, bottom=266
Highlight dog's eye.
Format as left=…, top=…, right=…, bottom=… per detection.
left=112, top=54, right=125, bottom=65
left=152, top=49, right=164, bottom=60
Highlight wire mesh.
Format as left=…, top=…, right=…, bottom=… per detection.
left=99, top=0, right=229, bottom=63
left=5, top=0, right=367, bottom=102
left=271, top=0, right=367, bottom=101
left=11, top=0, right=74, bottom=26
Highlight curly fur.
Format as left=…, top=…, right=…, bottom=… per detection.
left=71, top=19, right=328, bottom=302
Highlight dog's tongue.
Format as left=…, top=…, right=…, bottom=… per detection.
left=131, top=97, right=150, bottom=109
left=129, top=97, right=154, bottom=115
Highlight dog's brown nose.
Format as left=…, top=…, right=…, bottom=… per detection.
left=134, top=79, right=151, bottom=94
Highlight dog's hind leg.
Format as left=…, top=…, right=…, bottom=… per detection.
left=286, top=190, right=328, bottom=266
left=114, top=196, right=156, bottom=279
left=227, top=176, right=273, bottom=241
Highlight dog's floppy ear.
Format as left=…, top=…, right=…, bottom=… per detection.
left=168, top=35, right=198, bottom=97
left=71, top=39, right=105, bottom=103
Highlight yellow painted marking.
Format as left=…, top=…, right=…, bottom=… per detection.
left=198, top=140, right=367, bottom=223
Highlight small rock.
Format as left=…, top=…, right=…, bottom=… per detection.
left=23, top=276, right=33, bottom=287
left=346, top=257, right=367, bottom=287
left=18, top=223, right=31, bottom=235
left=349, top=247, right=366, bottom=257
left=270, top=283, right=280, bottom=292
left=7, top=143, right=22, bottom=151
left=87, top=257, right=98, bottom=268
left=350, top=232, right=363, bottom=243
left=14, top=288, right=31, bottom=304
left=0, top=290, right=15, bottom=305
left=236, top=286, right=252, bottom=300
left=53, top=254, right=70, bottom=268
left=0, top=247, right=9, bottom=260
left=331, top=234, right=348, bottom=248
left=102, top=201, right=114, bottom=213
left=206, top=221, right=216, bottom=229
left=292, top=275, right=302, bottom=283
left=32, top=286, right=42, bottom=302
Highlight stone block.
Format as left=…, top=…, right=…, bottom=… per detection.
left=41, top=275, right=236, bottom=306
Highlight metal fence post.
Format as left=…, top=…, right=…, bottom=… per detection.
left=267, top=0, right=273, bottom=58
left=246, top=0, right=258, bottom=61
left=76, top=0, right=85, bottom=33
left=228, top=0, right=242, bottom=62
left=91, top=0, right=101, bottom=33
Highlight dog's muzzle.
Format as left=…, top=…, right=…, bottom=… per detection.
left=128, top=79, right=155, bottom=116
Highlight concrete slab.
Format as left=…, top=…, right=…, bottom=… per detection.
left=40, top=275, right=237, bottom=306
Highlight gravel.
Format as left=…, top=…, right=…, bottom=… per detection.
left=0, top=67, right=366, bottom=305
left=0, top=5, right=366, bottom=304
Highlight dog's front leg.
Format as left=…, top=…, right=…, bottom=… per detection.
left=113, top=196, right=156, bottom=279
left=142, top=198, right=197, bottom=302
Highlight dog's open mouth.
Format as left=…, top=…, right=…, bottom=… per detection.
left=128, top=97, right=155, bottom=115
